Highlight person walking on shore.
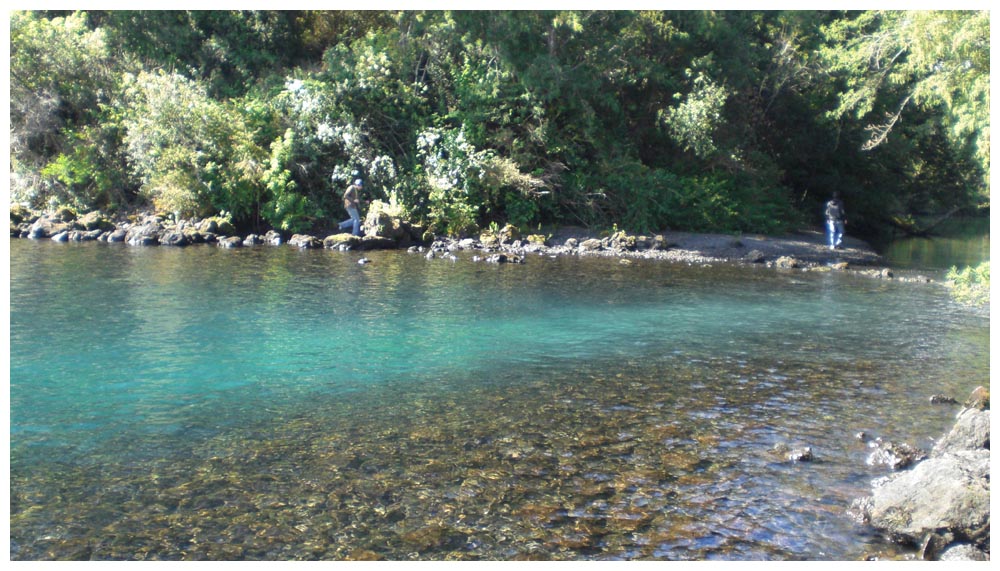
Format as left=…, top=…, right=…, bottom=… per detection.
left=824, top=193, right=847, bottom=250
left=338, top=178, right=364, bottom=236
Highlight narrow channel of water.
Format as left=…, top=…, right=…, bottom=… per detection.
left=9, top=240, right=989, bottom=560
left=875, top=216, right=989, bottom=271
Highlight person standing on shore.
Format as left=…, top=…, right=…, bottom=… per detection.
left=338, top=178, right=364, bottom=236
left=824, top=193, right=847, bottom=250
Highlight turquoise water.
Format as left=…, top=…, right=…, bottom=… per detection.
left=9, top=240, right=990, bottom=560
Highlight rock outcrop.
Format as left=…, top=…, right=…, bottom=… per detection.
left=851, top=386, right=990, bottom=560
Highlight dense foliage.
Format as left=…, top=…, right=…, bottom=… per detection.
left=9, top=10, right=990, bottom=237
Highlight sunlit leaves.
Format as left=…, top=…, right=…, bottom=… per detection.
left=121, top=71, right=263, bottom=218
left=820, top=10, right=989, bottom=183
left=660, top=70, right=729, bottom=158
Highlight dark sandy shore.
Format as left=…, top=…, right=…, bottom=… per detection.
left=542, top=226, right=883, bottom=267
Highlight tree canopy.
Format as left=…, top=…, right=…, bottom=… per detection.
left=9, top=10, right=990, bottom=238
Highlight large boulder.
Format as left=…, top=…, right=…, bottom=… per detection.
left=159, top=231, right=189, bottom=247
left=28, top=215, right=69, bottom=239
left=859, top=449, right=989, bottom=554
left=324, top=234, right=361, bottom=249
left=497, top=223, right=520, bottom=244
left=196, top=216, right=236, bottom=236
left=126, top=220, right=164, bottom=246
left=289, top=234, right=321, bottom=249
left=361, top=201, right=420, bottom=247
left=479, top=224, right=521, bottom=248
left=363, top=210, right=406, bottom=241
left=77, top=211, right=115, bottom=232
left=852, top=387, right=990, bottom=560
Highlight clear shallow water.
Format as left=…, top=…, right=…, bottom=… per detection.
left=9, top=240, right=990, bottom=560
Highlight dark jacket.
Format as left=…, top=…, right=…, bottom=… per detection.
left=824, top=199, right=845, bottom=222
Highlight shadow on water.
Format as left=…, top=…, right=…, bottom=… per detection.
left=873, top=216, right=989, bottom=271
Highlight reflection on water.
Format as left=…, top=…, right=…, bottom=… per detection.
left=877, top=217, right=989, bottom=271
left=9, top=240, right=989, bottom=560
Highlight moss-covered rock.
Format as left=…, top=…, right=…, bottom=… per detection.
left=77, top=211, right=115, bottom=232
left=197, top=216, right=236, bottom=236
left=479, top=232, right=499, bottom=248
left=55, top=206, right=78, bottom=222
left=10, top=205, right=34, bottom=225
left=324, top=233, right=361, bottom=249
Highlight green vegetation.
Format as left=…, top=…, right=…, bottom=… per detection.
left=946, top=261, right=990, bottom=306
left=9, top=10, right=990, bottom=237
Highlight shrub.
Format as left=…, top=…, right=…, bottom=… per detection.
left=122, top=70, right=263, bottom=220
left=946, top=261, right=990, bottom=306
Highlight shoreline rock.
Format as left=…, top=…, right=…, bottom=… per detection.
left=11, top=210, right=940, bottom=283
left=850, top=386, right=990, bottom=561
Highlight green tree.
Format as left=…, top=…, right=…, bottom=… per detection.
left=821, top=11, right=989, bottom=200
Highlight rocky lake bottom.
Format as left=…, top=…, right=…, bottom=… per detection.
left=9, top=239, right=990, bottom=560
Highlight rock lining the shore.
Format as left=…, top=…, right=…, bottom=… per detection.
left=850, top=387, right=990, bottom=561
left=13, top=210, right=936, bottom=282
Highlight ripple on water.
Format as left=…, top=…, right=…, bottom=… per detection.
left=9, top=241, right=988, bottom=560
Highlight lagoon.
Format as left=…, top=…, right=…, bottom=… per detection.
left=9, top=239, right=989, bottom=560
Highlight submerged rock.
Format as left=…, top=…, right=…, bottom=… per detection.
left=772, top=443, right=814, bottom=462
left=865, top=439, right=926, bottom=470
left=788, top=446, right=814, bottom=462
left=773, top=256, right=800, bottom=269
left=485, top=253, right=524, bottom=264
left=359, top=236, right=398, bottom=250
